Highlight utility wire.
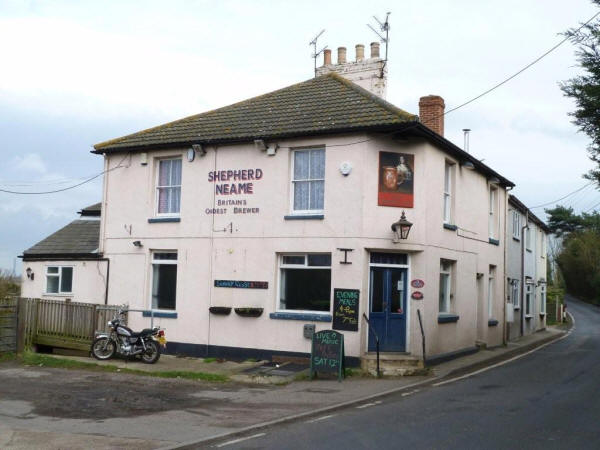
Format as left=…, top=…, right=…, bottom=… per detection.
left=529, top=181, right=595, bottom=209
left=0, top=154, right=129, bottom=195
left=3, top=11, right=599, bottom=194
left=445, top=10, right=600, bottom=115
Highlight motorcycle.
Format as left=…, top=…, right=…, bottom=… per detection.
left=91, top=310, right=166, bottom=364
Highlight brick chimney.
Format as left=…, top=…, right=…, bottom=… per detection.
left=316, top=42, right=387, bottom=98
left=419, top=95, right=445, bottom=136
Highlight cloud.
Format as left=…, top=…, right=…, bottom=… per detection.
left=10, top=153, right=47, bottom=174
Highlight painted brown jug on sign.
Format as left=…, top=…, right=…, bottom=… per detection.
left=383, top=166, right=397, bottom=190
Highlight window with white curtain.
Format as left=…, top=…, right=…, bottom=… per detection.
left=443, top=162, right=453, bottom=224
left=525, top=283, right=533, bottom=317
left=439, top=260, right=454, bottom=314
left=511, top=279, right=520, bottom=309
left=512, top=210, right=521, bottom=240
left=540, top=285, right=547, bottom=314
left=488, top=265, right=496, bottom=318
left=291, top=148, right=325, bottom=213
left=156, top=159, right=182, bottom=215
left=488, top=187, right=497, bottom=239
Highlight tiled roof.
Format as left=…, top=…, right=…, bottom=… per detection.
left=93, top=73, right=417, bottom=152
left=22, top=220, right=100, bottom=258
left=508, top=195, right=550, bottom=233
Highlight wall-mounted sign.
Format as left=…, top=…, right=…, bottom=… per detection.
left=332, top=288, right=359, bottom=332
left=411, top=279, right=425, bottom=288
left=214, top=280, right=268, bottom=289
left=205, top=168, right=264, bottom=215
left=310, top=330, right=345, bottom=382
left=411, top=291, right=424, bottom=300
left=378, top=152, right=414, bottom=208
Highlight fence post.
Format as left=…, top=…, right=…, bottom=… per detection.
left=16, top=298, right=26, bottom=354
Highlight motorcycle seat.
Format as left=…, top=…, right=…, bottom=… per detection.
left=131, top=328, right=154, bottom=338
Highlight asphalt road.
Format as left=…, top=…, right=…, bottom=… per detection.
left=217, top=297, right=600, bottom=449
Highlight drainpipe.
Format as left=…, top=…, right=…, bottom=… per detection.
left=520, top=212, right=529, bottom=337
left=100, top=258, right=110, bottom=305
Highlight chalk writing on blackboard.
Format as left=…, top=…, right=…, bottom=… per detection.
left=333, top=288, right=359, bottom=332
left=310, top=330, right=345, bottom=381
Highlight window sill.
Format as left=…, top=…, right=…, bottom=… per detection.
left=438, top=314, right=459, bottom=324
left=43, top=293, right=72, bottom=297
left=526, top=248, right=532, bottom=253
left=539, top=312, right=546, bottom=317
left=284, top=214, right=324, bottom=221
left=512, top=236, right=521, bottom=242
left=148, top=217, right=181, bottom=223
left=443, top=223, right=458, bottom=231
left=142, top=311, right=178, bottom=318
left=513, top=306, right=521, bottom=310
left=270, top=312, right=332, bottom=322
left=488, top=319, right=499, bottom=327
left=525, top=315, right=533, bottom=320
left=488, top=238, right=500, bottom=246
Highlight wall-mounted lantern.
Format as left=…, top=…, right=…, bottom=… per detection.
left=26, top=267, right=34, bottom=280
left=133, top=240, right=143, bottom=248
left=391, top=211, right=413, bottom=242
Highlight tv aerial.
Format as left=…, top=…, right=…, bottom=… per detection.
left=367, top=12, right=390, bottom=77
left=309, top=29, right=327, bottom=77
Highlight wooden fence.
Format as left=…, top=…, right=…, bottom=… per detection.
left=0, top=297, right=18, bottom=353
left=15, top=298, right=124, bottom=352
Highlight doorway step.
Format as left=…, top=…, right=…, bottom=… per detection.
left=361, top=353, right=426, bottom=376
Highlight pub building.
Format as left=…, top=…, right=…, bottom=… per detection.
left=59, top=44, right=516, bottom=370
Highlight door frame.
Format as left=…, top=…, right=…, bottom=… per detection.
left=366, top=252, right=411, bottom=353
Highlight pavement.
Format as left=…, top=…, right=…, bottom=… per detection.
left=0, top=323, right=568, bottom=449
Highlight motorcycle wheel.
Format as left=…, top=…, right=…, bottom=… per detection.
left=141, top=340, right=161, bottom=364
left=91, top=337, right=116, bottom=360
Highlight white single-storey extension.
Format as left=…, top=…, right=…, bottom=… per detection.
left=20, top=203, right=108, bottom=304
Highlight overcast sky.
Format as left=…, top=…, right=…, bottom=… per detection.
left=1, top=0, right=598, bottom=272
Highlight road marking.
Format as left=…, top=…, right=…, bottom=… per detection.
left=356, top=400, right=382, bottom=409
left=401, top=389, right=420, bottom=397
left=306, top=414, right=336, bottom=423
left=216, top=433, right=266, bottom=447
left=433, top=328, right=573, bottom=387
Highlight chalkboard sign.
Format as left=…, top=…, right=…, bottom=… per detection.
left=310, top=330, right=345, bottom=382
left=332, top=288, right=359, bottom=332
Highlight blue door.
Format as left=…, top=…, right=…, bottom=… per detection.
left=369, top=266, right=407, bottom=352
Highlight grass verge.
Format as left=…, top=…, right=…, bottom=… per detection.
left=0, top=352, right=16, bottom=362
left=21, top=352, right=228, bottom=382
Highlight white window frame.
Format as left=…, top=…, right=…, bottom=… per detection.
left=488, top=266, right=495, bottom=319
left=512, top=210, right=521, bottom=240
left=525, top=283, right=533, bottom=317
left=290, top=148, right=325, bottom=215
left=489, top=186, right=498, bottom=239
left=155, top=158, right=182, bottom=217
left=511, top=279, right=520, bottom=309
left=439, top=260, right=453, bottom=314
left=526, top=226, right=533, bottom=252
left=540, top=285, right=547, bottom=315
left=277, top=253, right=331, bottom=314
left=151, top=251, right=178, bottom=311
left=540, top=233, right=546, bottom=258
left=45, top=266, right=73, bottom=295
left=443, top=162, right=453, bottom=224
